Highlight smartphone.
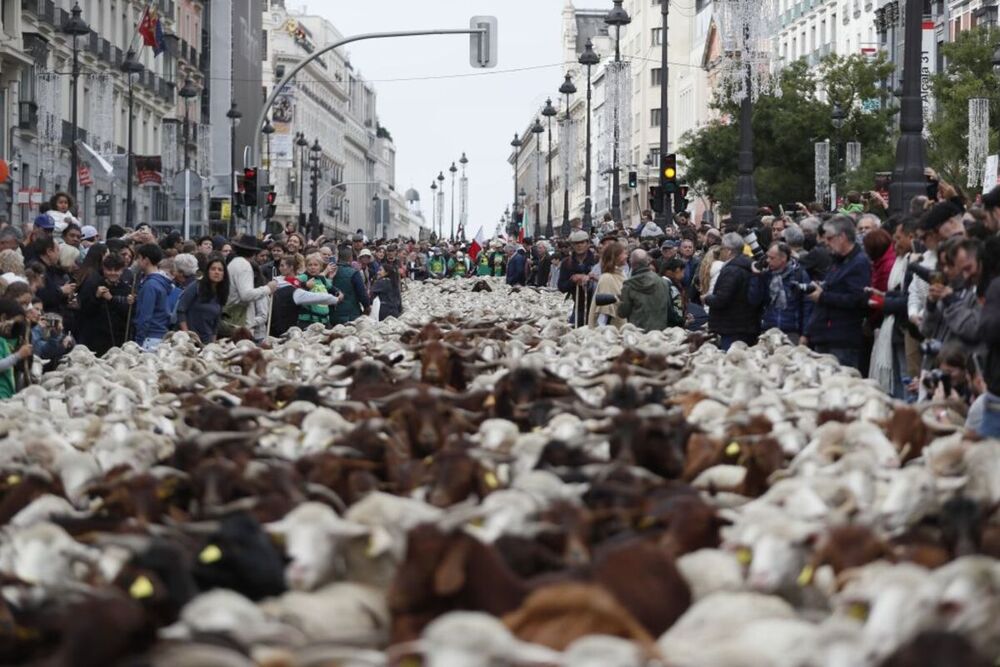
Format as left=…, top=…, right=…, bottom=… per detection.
left=971, top=354, right=985, bottom=379
left=929, top=271, right=946, bottom=286
left=926, top=175, right=939, bottom=200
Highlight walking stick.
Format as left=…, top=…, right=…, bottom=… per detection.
left=124, top=272, right=140, bottom=342
left=575, top=283, right=582, bottom=329
left=20, top=327, right=31, bottom=387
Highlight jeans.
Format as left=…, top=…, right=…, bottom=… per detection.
left=980, top=392, right=1000, bottom=438
left=719, top=333, right=759, bottom=351
left=814, top=344, right=861, bottom=370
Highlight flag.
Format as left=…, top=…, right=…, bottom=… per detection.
left=518, top=210, right=528, bottom=243
left=469, top=227, right=487, bottom=262
left=138, top=5, right=166, bottom=56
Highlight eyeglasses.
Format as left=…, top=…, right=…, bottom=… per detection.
left=823, top=233, right=841, bottom=242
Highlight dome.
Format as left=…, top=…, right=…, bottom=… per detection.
left=405, top=187, right=420, bottom=202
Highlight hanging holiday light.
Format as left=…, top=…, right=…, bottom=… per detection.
left=559, top=118, right=579, bottom=191
left=968, top=98, right=989, bottom=187
left=715, top=0, right=781, bottom=104
left=845, top=141, right=862, bottom=172
left=815, top=141, right=830, bottom=205
left=601, top=61, right=632, bottom=178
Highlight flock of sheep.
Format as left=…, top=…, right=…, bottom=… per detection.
left=0, top=279, right=997, bottom=666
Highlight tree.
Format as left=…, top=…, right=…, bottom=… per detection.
left=679, top=54, right=897, bottom=213
left=927, top=25, right=1000, bottom=191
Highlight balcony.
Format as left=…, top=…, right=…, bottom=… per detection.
left=18, top=100, right=38, bottom=132
left=60, top=119, right=87, bottom=148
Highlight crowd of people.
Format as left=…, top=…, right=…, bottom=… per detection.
left=0, top=179, right=998, bottom=437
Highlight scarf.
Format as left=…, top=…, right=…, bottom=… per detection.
left=869, top=254, right=909, bottom=394
left=769, top=266, right=792, bottom=311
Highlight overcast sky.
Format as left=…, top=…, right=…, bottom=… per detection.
left=297, top=0, right=607, bottom=240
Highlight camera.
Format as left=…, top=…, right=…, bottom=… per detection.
left=790, top=281, right=817, bottom=295
left=920, top=339, right=943, bottom=357
left=922, top=369, right=951, bottom=396
left=742, top=230, right=768, bottom=271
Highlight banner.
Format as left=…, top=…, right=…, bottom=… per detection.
left=270, top=89, right=295, bottom=169
left=135, top=156, right=163, bottom=186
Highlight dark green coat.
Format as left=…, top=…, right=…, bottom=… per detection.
left=617, top=266, right=674, bottom=331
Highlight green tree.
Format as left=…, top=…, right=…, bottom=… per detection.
left=679, top=53, right=898, bottom=212
left=927, top=25, right=1000, bottom=190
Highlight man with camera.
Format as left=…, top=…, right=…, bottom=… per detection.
left=921, top=238, right=983, bottom=350
left=802, top=216, right=871, bottom=369
left=747, top=241, right=813, bottom=346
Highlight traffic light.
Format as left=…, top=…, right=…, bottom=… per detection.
left=649, top=186, right=663, bottom=214
left=675, top=184, right=690, bottom=214
left=263, top=185, right=277, bottom=219
left=628, top=171, right=638, bottom=189
left=662, top=154, right=678, bottom=194
left=241, top=168, right=259, bottom=208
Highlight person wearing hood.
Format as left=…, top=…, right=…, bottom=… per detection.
left=617, top=249, right=673, bottom=330
left=704, top=232, right=761, bottom=350
left=505, top=244, right=528, bottom=286
left=132, top=243, right=173, bottom=350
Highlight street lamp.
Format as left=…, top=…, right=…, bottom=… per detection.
left=889, top=0, right=928, bottom=216
left=578, top=39, right=600, bottom=232
left=61, top=1, right=89, bottom=201
left=558, top=74, right=577, bottom=236
left=295, top=131, right=308, bottom=229
left=178, top=78, right=200, bottom=240
left=430, top=180, right=438, bottom=239
left=604, top=0, right=631, bottom=225
left=437, top=171, right=446, bottom=240
left=530, top=117, right=545, bottom=239
left=121, top=49, right=144, bottom=229
left=449, top=161, right=458, bottom=242
left=459, top=152, right=469, bottom=241
left=309, top=139, right=322, bottom=240
left=511, top=132, right=523, bottom=237
left=261, top=117, right=275, bottom=170
left=226, top=101, right=242, bottom=234
left=831, top=102, right=847, bottom=201
left=541, top=98, right=557, bottom=238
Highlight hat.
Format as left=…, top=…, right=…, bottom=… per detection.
left=919, top=200, right=964, bottom=232
left=358, top=249, right=373, bottom=258
left=231, top=234, right=263, bottom=251
left=351, top=233, right=365, bottom=242
left=661, top=239, right=678, bottom=249
left=33, top=214, right=54, bottom=231
left=80, top=225, right=98, bottom=240
left=490, top=239, right=502, bottom=249
left=640, top=223, right=665, bottom=239
left=568, top=230, right=589, bottom=243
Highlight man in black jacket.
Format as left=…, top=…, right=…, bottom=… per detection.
left=803, top=215, right=872, bottom=369
left=558, top=230, right=597, bottom=327
left=704, top=232, right=760, bottom=350
left=979, top=274, right=1000, bottom=437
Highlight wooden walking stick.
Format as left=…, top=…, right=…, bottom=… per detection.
left=124, top=272, right=140, bottom=342
left=575, top=283, right=582, bottom=329
left=20, top=326, right=31, bottom=387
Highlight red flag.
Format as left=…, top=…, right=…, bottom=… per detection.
left=469, top=227, right=487, bottom=262
left=138, top=5, right=166, bottom=55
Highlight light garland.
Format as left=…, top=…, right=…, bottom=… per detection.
left=845, top=141, right=862, bottom=173
left=715, top=0, right=781, bottom=104
left=559, top=118, right=579, bottom=191
left=815, top=141, right=830, bottom=204
left=968, top=98, right=989, bottom=187
left=601, top=61, right=632, bottom=176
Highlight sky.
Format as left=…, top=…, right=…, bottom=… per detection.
left=297, top=0, right=608, bottom=240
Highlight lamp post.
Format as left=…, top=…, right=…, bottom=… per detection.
left=449, top=161, right=457, bottom=242
left=888, top=0, right=928, bottom=216
left=541, top=98, right=557, bottom=238
left=121, top=50, right=144, bottom=229
left=261, top=117, right=275, bottom=170
left=511, top=132, right=523, bottom=237
left=579, top=39, right=600, bottom=232
left=831, top=102, right=846, bottom=207
left=62, top=1, right=89, bottom=201
left=226, top=101, right=242, bottom=233
left=731, top=26, right=759, bottom=229
left=309, top=139, right=322, bottom=240
left=295, top=132, right=308, bottom=229
left=459, top=152, right=468, bottom=241
left=655, top=0, right=671, bottom=227
left=178, top=78, right=200, bottom=239
left=558, top=74, right=577, bottom=236
left=604, top=0, right=630, bottom=225
left=530, top=117, right=545, bottom=239
left=430, top=180, right=438, bottom=239
left=437, top=171, right=446, bottom=240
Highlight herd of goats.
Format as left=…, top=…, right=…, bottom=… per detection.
left=0, top=278, right=998, bottom=666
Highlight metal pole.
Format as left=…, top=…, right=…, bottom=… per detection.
left=229, top=120, right=236, bottom=237
left=546, top=116, right=553, bottom=237
left=69, top=36, right=79, bottom=201
left=610, top=25, right=622, bottom=225
left=126, top=77, right=134, bottom=228
left=183, top=102, right=191, bottom=239
left=513, top=154, right=519, bottom=237
left=450, top=171, right=456, bottom=242
left=252, top=28, right=486, bottom=166
left=535, top=131, right=542, bottom=238
left=584, top=64, right=593, bottom=231
left=563, top=91, right=572, bottom=236
left=298, top=140, right=305, bottom=226
left=889, top=0, right=926, bottom=216
left=656, top=0, right=672, bottom=226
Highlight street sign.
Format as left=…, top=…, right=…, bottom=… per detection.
left=469, top=16, right=498, bottom=68
left=95, top=192, right=111, bottom=217
left=169, top=170, right=204, bottom=199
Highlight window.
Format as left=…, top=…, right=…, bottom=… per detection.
left=651, top=68, right=662, bottom=86
left=651, top=28, right=662, bottom=45
left=651, top=108, right=661, bottom=127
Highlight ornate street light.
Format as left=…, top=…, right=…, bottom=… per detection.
left=530, top=118, right=545, bottom=239
left=889, top=0, right=928, bottom=216
left=436, top=171, right=446, bottom=240
left=294, top=131, right=308, bottom=228
left=604, top=0, right=631, bottom=225
left=578, top=39, right=600, bottom=232
left=62, top=1, right=89, bottom=201
left=558, top=74, right=577, bottom=236
left=449, top=161, right=458, bottom=242
left=541, top=98, right=557, bottom=238
left=510, top=132, right=523, bottom=237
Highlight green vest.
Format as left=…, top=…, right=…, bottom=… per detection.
left=476, top=253, right=492, bottom=276
left=428, top=256, right=446, bottom=277
left=490, top=251, right=506, bottom=277
left=0, top=338, right=15, bottom=399
left=330, top=264, right=362, bottom=324
left=450, top=258, right=469, bottom=277
left=297, top=273, right=333, bottom=325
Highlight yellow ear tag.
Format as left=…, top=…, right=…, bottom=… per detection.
left=846, top=602, right=869, bottom=621
left=365, top=534, right=378, bottom=558
left=6, top=474, right=20, bottom=485
left=483, top=395, right=496, bottom=408
left=735, top=547, right=753, bottom=566
left=638, top=515, right=656, bottom=530
left=398, top=657, right=422, bottom=667
left=483, top=471, right=499, bottom=489
left=725, top=442, right=741, bottom=457
left=797, top=564, right=815, bottom=587
left=129, top=575, right=154, bottom=599
left=199, top=544, right=223, bottom=564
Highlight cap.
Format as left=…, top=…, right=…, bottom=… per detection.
left=33, top=214, right=54, bottom=230
left=80, top=225, right=99, bottom=240
left=358, top=249, right=373, bottom=258
left=661, top=239, right=678, bottom=249
left=351, top=233, right=365, bottom=242
left=568, top=230, right=589, bottom=243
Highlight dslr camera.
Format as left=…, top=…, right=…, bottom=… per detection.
left=790, top=281, right=818, bottom=295
left=742, top=230, right=768, bottom=271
